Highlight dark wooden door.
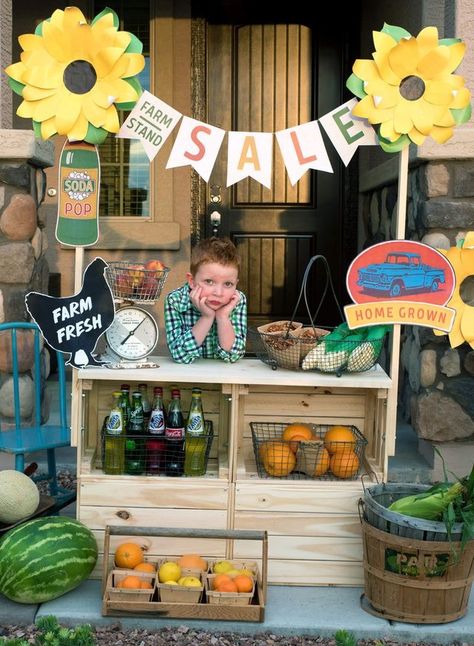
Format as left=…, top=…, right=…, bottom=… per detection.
left=197, top=4, right=356, bottom=326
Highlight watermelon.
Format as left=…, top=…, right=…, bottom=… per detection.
left=0, top=516, right=98, bottom=603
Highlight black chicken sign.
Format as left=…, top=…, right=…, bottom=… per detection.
left=25, top=257, right=115, bottom=368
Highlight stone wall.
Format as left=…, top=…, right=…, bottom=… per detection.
left=360, top=158, right=474, bottom=448
left=0, top=130, right=54, bottom=440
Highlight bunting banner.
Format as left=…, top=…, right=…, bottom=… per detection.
left=226, top=132, right=273, bottom=188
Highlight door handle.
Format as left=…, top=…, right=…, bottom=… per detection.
left=210, top=210, right=221, bottom=236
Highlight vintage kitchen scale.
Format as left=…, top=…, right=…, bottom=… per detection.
left=103, top=261, right=170, bottom=368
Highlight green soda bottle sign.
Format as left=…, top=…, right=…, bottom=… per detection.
left=56, top=141, right=100, bottom=247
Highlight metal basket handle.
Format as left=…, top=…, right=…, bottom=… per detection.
left=286, top=255, right=344, bottom=336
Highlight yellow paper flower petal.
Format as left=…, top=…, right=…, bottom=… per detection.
left=463, top=232, right=474, bottom=248
left=373, top=51, right=400, bottom=85
left=430, top=125, right=454, bottom=143
left=445, top=42, right=467, bottom=75
left=409, top=100, right=437, bottom=135
left=416, top=27, right=439, bottom=56
left=6, top=7, right=144, bottom=143
left=433, top=109, right=456, bottom=128
left=407, top=127, right=426, bottom=145
left=424, top=80, right=455, bottom=105
left=352, top=95, right=394, bottom=124
left=393, top=103, right=413, bottom=134
left=68, top=114, right=89, bottom=142
left=417, top=46, right=450, bottom=79
left=373, top=30, right=397, bottom=56
left=459, top=306, right=474, bottom=349
left=388, top=38, right=419, bottom=79
left=353, top=59, right=380, bottom=81
left=451, top=86, right=471, bottom=109
left=40, top=117, right=58, bottom=140
left=380, top=120, right=400, bottom=142
left=365, top=79, right=399, bottom=108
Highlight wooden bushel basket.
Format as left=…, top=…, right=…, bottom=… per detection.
left=361, top=520, right=474, bottom=624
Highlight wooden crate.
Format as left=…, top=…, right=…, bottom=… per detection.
left=102, top=525, right=267, bottom=621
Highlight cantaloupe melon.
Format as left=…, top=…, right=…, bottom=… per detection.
left=0, top=470, right=40, bottom=524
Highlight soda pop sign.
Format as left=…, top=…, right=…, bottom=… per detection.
left=344, top=240, right=456, bottom=332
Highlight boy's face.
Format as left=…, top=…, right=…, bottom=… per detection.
left=187, top=262, right=239, bottom=310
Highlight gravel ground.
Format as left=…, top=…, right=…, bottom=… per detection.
left=1, top=624, right=469, bottom=646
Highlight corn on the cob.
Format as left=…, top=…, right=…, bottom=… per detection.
left=387, top=482, right=463, bottom=520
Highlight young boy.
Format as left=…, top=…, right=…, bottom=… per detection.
left=165, top=237, right=247, bottom=364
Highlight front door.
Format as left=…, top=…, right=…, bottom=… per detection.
left=194, top=4, right=357, bottom=327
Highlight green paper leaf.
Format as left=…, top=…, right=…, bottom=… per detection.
left=378, top=132, right=410, bottom=153
left=125, top=32, right=144, bottom=55
left=92, top=7, right=119, bottom=28
left=84, top=123, right=109, bottom=145
left=8, top=77, right=25, bottom=97
left=451, top=103, right=472, bottom=125
left=32, top=120, right=43, bottom=139
left=439, top=38, right=462, bottom=46
left=381, top=23, right=412, bottom=42
left=346, top=73, right=366, bottom=99
left=35, top=19, right=46, bottom=36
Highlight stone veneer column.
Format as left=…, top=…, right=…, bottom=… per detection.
left=0, top=129, right=54, bottom=431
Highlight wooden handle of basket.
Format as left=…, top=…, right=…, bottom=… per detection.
left=103, top=526, right=268, bottom=603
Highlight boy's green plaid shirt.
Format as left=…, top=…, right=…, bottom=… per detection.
left=165, top=284, right=247, bottom=364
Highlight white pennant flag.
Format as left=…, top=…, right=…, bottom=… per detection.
left=319, top=98, right=378, bottom=166
left=166, top=117, right=225, bottom=182
left=117, top=91, right=182, bottom=161
left=275, top=121, right=333, bottom=185
left=226, top=132, right=273, bottom=188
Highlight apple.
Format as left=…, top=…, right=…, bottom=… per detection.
left=113, top=271, right=133, bottom=298
left=144, top=259, right=167, bottom=274
left=128, top=263, right=145, bottom=291
left=141, top=276, right=159, bottom=298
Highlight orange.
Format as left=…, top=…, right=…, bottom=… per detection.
left=114, top=542, right=144, bottom=569
left=282, top=423, right=313, bottom=452
left=120, top=575, right=143, bottom=589
left=262, top=441, right=296, bottom=477
left=233, top=574, right=254, bottom=593
left=140, top=581, right=153, bottom=589
left=215, top=578, right=238, bottom=593
left=313, top=447, right=330, bottom=477
left=213, top=573, right=232, bottom=590
left=323, top=426, right=356, bottom=454
left=329, top=451, right=360, bottom=478
left=178, top=553, right=208, bottom=571
left=134, top=562, right=156, bottom=573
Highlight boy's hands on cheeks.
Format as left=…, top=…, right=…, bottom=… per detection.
left=215, top=292, right=240, bottom=320
left=190, top=285, right=215, bottom=319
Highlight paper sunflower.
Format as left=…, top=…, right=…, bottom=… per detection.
left=346, top=24, right=471, bottom=152
left=5, top=6, right=145, bottom=145
left=434, top=232, right=474, bottom=349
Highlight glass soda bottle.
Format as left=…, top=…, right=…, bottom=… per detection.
left=164, top=388, right=185, bottom=477
left=104, top=391, right=125, bottom=475
left=120, top=384, right=131, bottom=431
left=184, top=388, right=207, bottom=476
left=124, top=391, right=145, bottom=475
left=146, top=386, right=166, bottom=475
left=138, top=383, right=151, bottom=426
left=56, top=141, right=100, bottom=247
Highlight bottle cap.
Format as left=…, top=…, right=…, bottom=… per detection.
left=132, top=391, right=142, bottom=398
left=192, top=388, right=201, bottom=395
left=153, top=386, right=163, bottom=395
left=171, top=388, right=180, bottom=397
left=120, top=384, right=130, bottom=390
left=138, top=383, right=148, bottom=389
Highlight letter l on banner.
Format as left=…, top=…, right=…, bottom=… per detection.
left=275, top=120, right=333, bottom=186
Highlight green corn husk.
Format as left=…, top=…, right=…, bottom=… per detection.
left=388, top=482, right=464, bottom=521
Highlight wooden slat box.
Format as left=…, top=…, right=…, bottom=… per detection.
left=102, top=525, right=267, bottom=622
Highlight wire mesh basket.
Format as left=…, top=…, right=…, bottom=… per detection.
left=248, top=327, right=384, bottom=374
left=105, top=261, right=170, bottom=302
left=101, top=420, right=214, bottom=477
left=250, top=422, right=367, bottom=480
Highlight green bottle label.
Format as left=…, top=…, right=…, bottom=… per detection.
left=56, top=141, right=100, bottom=247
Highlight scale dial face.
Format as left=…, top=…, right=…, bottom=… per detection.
left=105, top=306, right=158, bottom=361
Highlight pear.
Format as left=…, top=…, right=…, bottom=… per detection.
left=212, top=560, right=233, bottom=574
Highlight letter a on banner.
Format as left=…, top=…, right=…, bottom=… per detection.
left=166, top=116, right=226, bottom=182
left=226, top=132, right=273, bottom=188
left=319, top=98, right=378, bottom=166
left=275, top=121, right=333, bottom=186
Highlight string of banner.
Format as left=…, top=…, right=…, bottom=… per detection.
left=117, top=92, right=377, bottom=187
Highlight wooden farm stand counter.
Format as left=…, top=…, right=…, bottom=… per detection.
left=73, top=357, right=392, bottom=586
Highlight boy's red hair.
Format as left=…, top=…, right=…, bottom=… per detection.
left=190, top=237, right=240, bottom=275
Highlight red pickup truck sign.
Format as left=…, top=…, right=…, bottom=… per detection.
left=345, top=240, right=456, bottom=331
